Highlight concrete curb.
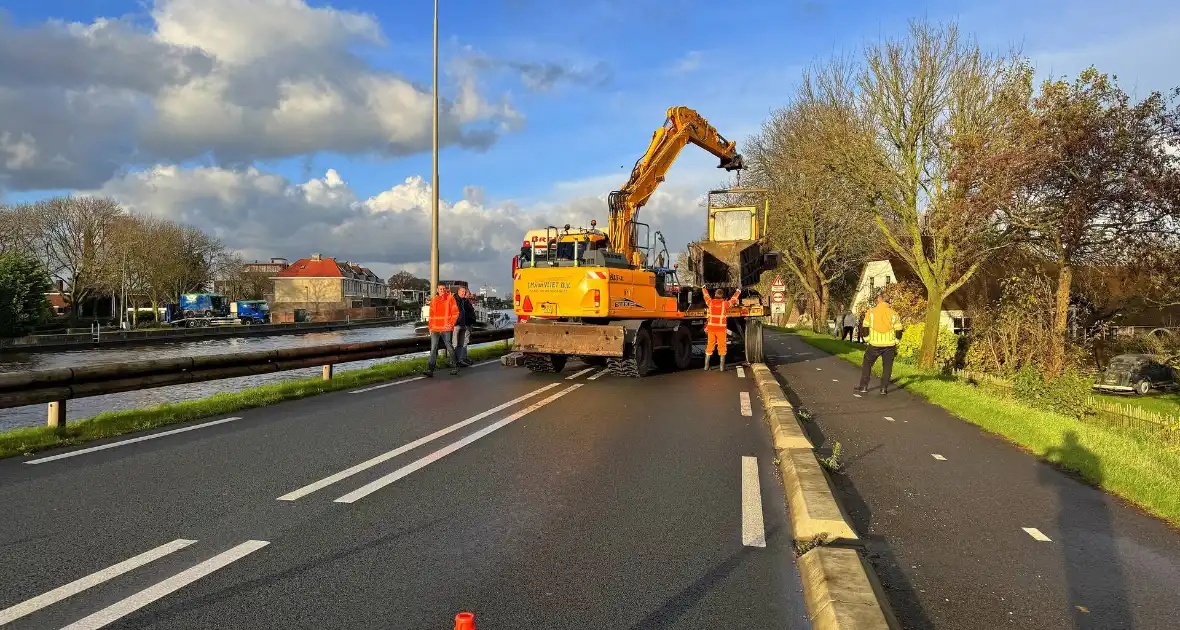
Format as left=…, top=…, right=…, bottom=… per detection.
left=751, top=361, right=896, bottom=630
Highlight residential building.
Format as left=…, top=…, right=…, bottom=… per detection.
left=244, top=257, right=289, bottom=275
left=271, top=254, right=388, bottom=321
left=850, top=257, right=970, bottom=333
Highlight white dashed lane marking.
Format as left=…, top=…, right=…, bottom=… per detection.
left=884, top=416, right=896, bottom=422
left=1023, top=527, right=1052, bottom=542
left=932, top=454, right=947, bottom=461
left=739, top=392, right=752, bottom=416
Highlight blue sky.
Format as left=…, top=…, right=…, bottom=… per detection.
left=2, top=0, right=1178, bottom=290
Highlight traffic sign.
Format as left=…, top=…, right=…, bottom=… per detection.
left=771, top=276, right=785, bottom=292
left=771, top=292, right=786, bottom=303
left=771, top=302, right=786, bottom=315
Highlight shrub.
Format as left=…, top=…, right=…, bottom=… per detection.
left=898, top=322, right=959, bottom=370
left=1012, top=364, right=1093, bottom=419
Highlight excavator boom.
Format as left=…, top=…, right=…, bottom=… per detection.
left=608, top=106, right=743, bottom=265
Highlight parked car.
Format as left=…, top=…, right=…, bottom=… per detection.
left=1093, top=353, right=1178, bottom=395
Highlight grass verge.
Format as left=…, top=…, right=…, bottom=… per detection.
left=778, top=327, right=1180, bottom=527
left=0, top=342, right=514, bottom=460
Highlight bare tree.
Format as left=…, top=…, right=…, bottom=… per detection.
left=823, top=21, right=1031, bottom=368
left=33, top=196, right=125, bottom=318
left=745, top=65, right=878, bottom=331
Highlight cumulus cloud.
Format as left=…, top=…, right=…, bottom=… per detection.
left=0, top=0, right=521, bottom=192
left=91, top=164, right=717, bottom=294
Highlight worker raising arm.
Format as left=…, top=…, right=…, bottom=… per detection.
left=703, top=287, right=741, bottom=372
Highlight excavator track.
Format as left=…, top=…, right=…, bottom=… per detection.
left=606, top=357, right=640, bottom=378
left=522, top=354, right=566, bottom=373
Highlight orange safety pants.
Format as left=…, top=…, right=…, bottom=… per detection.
left=705, top=330, right=727, bottom=356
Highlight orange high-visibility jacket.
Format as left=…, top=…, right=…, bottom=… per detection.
left=428, top=294, right=460, bottom=333
left=703, top=289, right=741, bottom=333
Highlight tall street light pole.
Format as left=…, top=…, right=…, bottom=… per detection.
left=429, top=0, right=440, bottom=292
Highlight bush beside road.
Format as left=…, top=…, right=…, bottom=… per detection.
left=789, top=328, right=1180, bottom=528
left=0, top=342, right=514, bottom=460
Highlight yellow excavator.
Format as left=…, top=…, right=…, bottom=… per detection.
left=511, top=106, right=780, bottom=376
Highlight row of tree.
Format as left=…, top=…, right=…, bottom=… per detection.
left=0, top=196, right=239, bottom=322
left=745, top=20, right=1180, bottom=373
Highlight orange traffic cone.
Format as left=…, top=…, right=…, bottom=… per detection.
left=454, top=612, right=475, bottom=630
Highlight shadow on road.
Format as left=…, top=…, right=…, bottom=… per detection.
left=628, top=524, right=784, bottom=629
left=766, top=363, right=935, bottom=629
left=1040, top=431, right=1134, bottom=630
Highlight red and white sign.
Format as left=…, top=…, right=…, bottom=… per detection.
left=771, top=292, right=786, bottom=303
left=771, top=276, right=786, bottom=292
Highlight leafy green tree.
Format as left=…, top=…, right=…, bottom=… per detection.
left=0, top=252, right=52, bottom=337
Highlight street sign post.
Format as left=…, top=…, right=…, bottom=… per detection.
left=771, top=302, right=786, bottom=315
left=771, top=292, right=786, bottom=303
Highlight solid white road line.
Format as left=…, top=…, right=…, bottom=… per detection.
left=932, top=454, right=947, bottom=461
left=469, top=360, right=499, bottom=368
left=349, top=376, right=424, bottom=394
left=278, top=383, right=563, bottom=501
left=741, top=456, right=767, bottom=547
left=1023, top=527, right=1052, bottom=542
left=739, top=392, right=752, bottom=417
left=587, top=369, right=608, bottom=381
left=884, top=416, right=896, bottom=422
left=335, top=384, right=583, bottom=504
left=25, top=418, right=242, bottom=465
left=566, top=367, right=595, bottom=380
left=59, top=540, right=269, bottom=630
left=0, top=539, right=197, bottom=625
left=736, top=366, right=746, bottom=378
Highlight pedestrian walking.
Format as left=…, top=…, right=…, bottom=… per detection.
left=453, top=287, right=477, bottom=367
left=856, top=310, right=866, bottom=343
left=840, top=309, right=857, bottom=341
left=425, top=284, right=460, bottom=377
left=855, top=294, right=902, bottom=395
left=703, top=287, right=741, bottom=372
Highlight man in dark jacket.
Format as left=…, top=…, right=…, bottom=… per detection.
left=452, top=287, right=478, bottom=367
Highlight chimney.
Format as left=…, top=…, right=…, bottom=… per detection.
left=311, top=253, right=321, bottom=261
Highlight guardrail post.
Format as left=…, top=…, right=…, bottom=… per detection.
left=48, top=400, right=66, bottom=432
left=322, top=365, right=333, bottom=381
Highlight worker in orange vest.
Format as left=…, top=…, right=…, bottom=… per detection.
left=855, top=293, right=903, bottom=394
left=426, top=284, right=461, bottom=377
left=703, top=287, right=741, bottom=371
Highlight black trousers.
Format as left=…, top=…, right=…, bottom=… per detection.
left=841, top=326, right=854, bottom=341
left=859, top=345, right=896, bottom=390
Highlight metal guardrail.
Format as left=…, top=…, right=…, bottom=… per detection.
left=0, top=328, right=514, bottom=431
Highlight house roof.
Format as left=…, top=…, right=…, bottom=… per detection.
left=276, top=257, right=344, bottom=278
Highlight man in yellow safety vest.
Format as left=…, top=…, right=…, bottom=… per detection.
left=855, top=293, right=903, bottom=395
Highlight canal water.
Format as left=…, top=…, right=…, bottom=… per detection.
left=1, top=312, right=516, bottom=432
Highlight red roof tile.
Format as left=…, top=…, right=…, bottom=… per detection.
left=276, top=258, right=344, bottom=278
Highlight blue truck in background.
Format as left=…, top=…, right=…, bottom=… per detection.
left=179, top=293, right=229, bottom=319
left=231, top=300, right=270, bottom=324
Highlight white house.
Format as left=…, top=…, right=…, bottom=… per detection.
left=849, top=258, right=972, bottom=333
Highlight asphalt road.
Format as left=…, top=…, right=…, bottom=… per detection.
left=0, top=355, right=810, bottom=629
left=764, top=330, right=1180, bottom=630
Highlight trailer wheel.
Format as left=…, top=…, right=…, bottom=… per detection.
left=744, top=319, right=765, bottom=364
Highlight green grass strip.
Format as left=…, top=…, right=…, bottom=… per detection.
left=0, top=342, right=514, bottom=460
left=778, top=327, right=1180, bottom=528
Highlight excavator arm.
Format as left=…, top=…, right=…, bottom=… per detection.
left=607, top=106, right=743, bottom=266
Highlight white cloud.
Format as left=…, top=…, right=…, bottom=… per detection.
left=669, top=51, right=703, bottom=74
left=0, top=0, right=521, bottom=192
left=91, top=163, right=723, bottom=294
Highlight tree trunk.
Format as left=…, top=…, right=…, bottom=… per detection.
left=818, top=283, right=830, bottom=336
left=918, top=288, right=945, bottom=369
left=1049, top=263, right=1073, bottom=376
